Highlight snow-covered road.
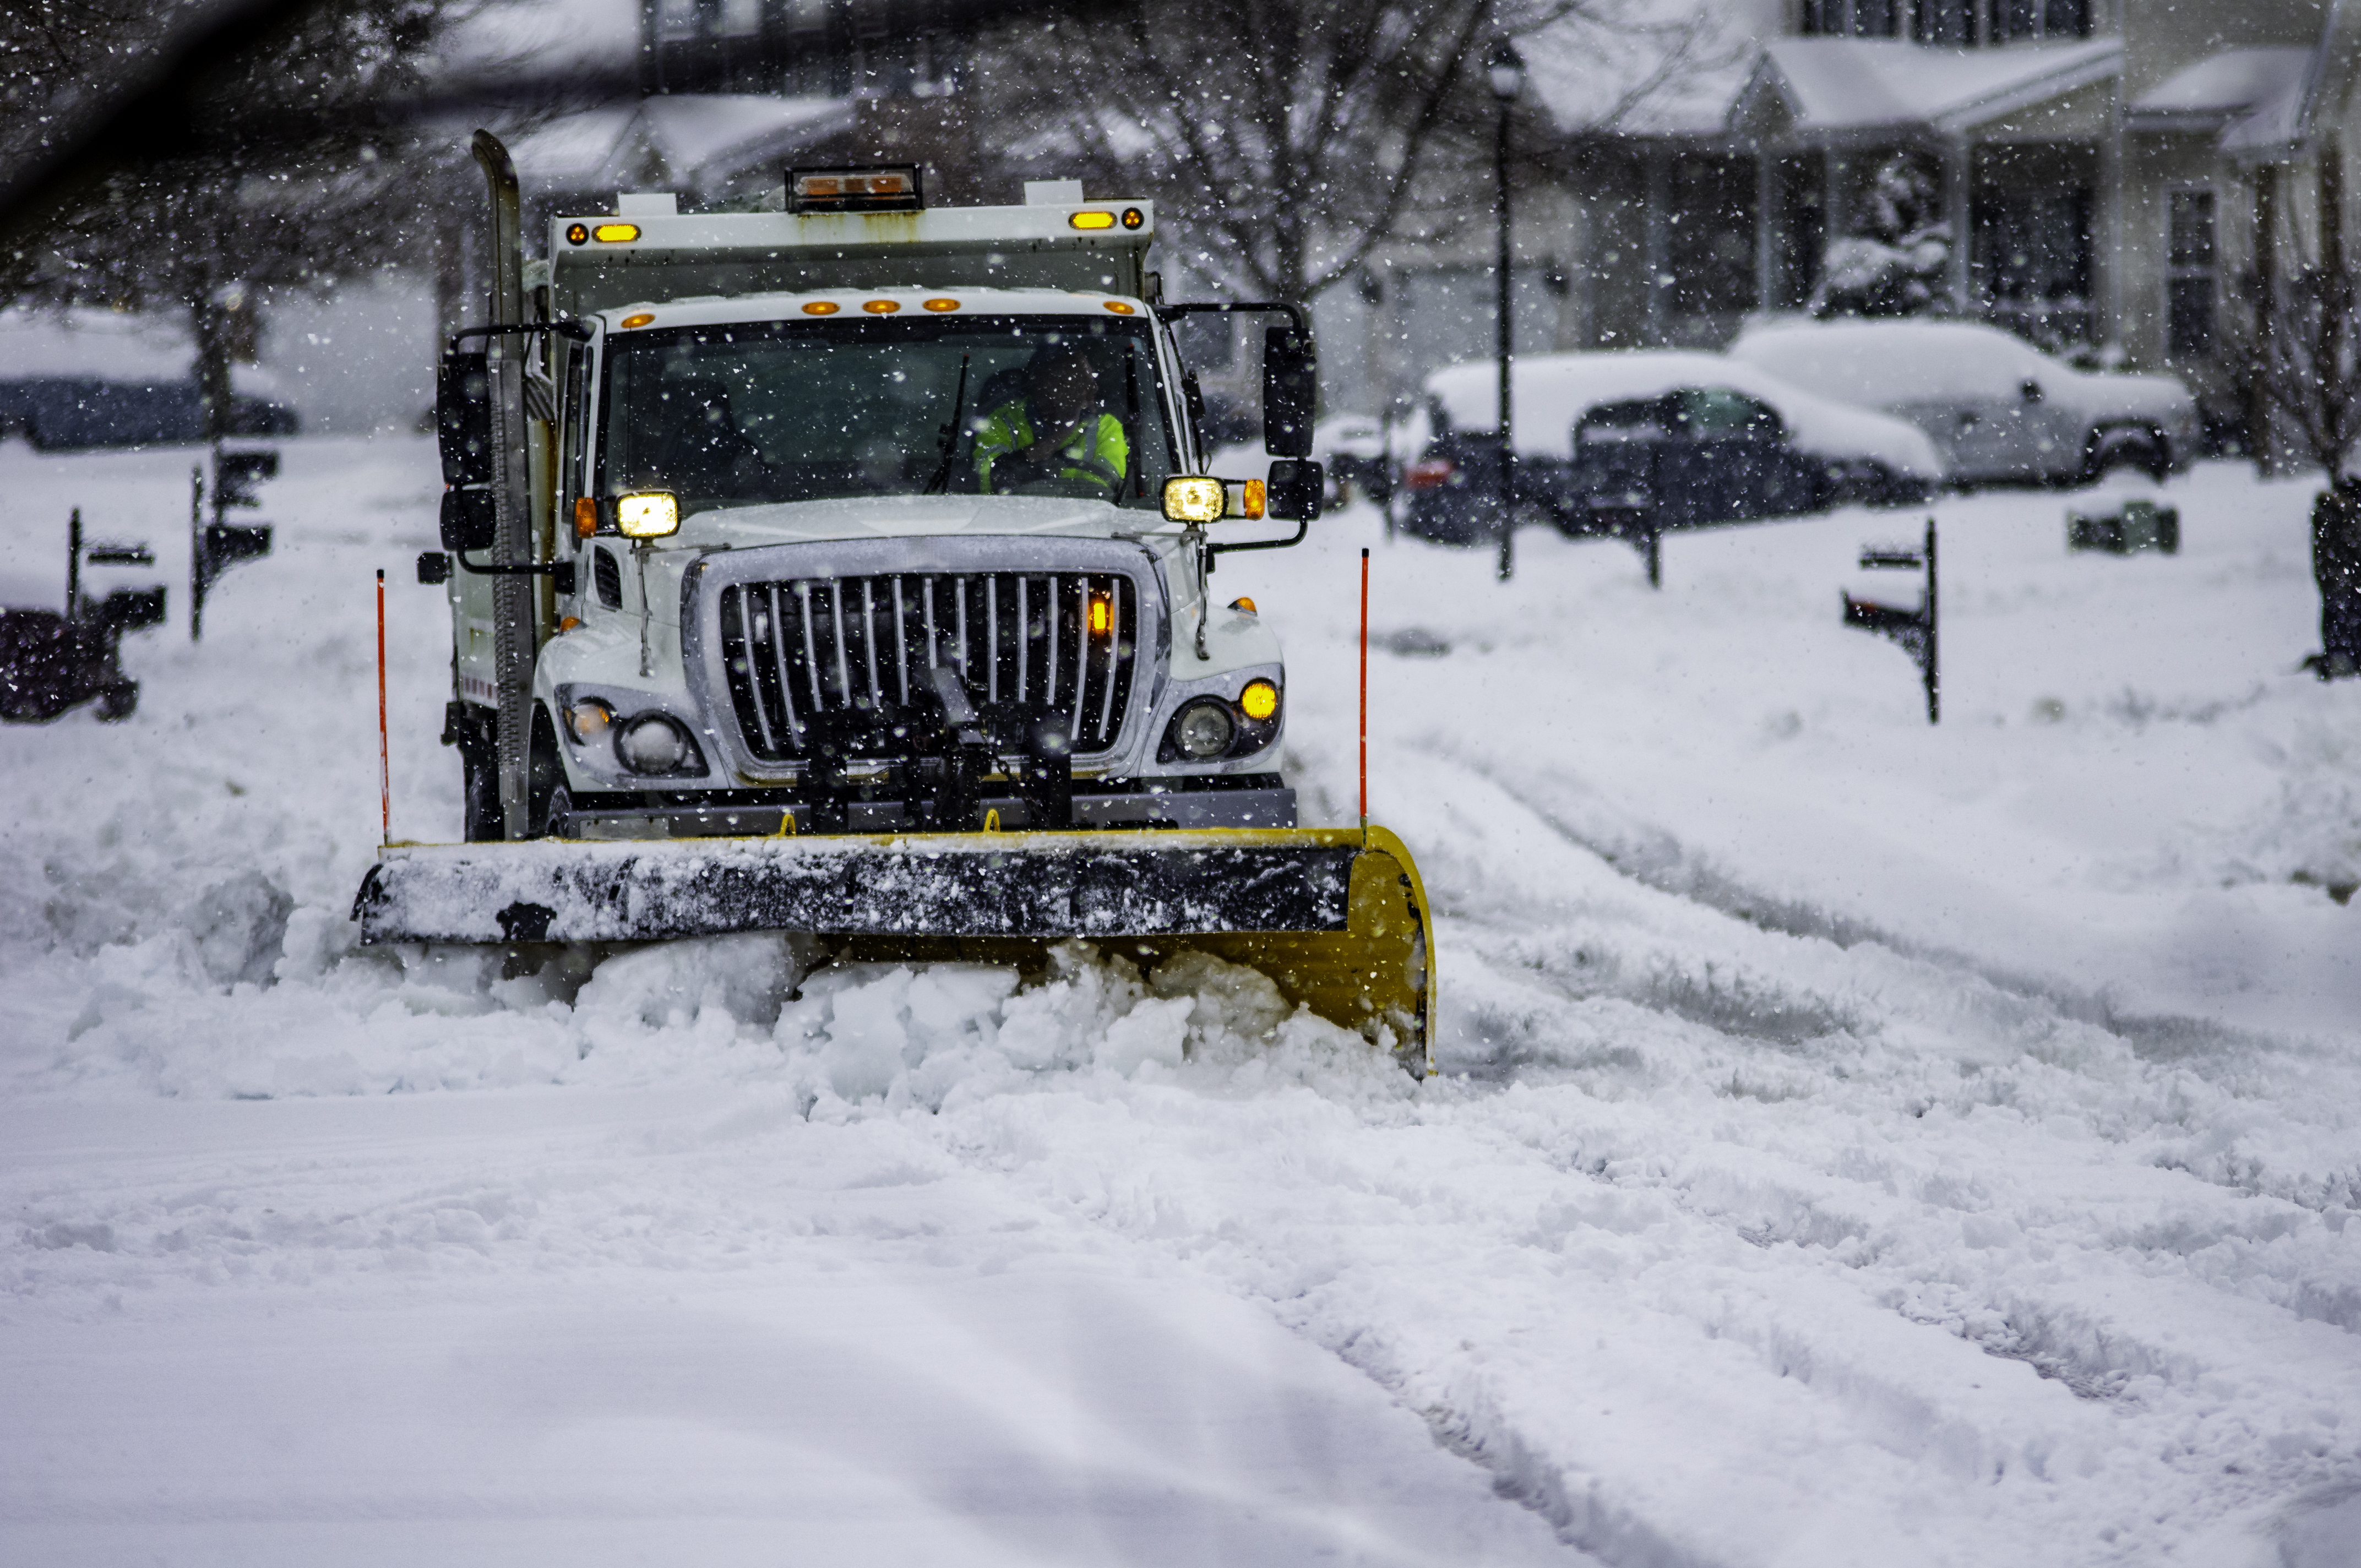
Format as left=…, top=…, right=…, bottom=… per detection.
left=3, top=436, right=2357, bottom=1566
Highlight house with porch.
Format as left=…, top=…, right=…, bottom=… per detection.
left=1340, top=0, right=2358, bottom=447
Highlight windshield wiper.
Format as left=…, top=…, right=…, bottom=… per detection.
left=923, top=353, right=972, bottom=495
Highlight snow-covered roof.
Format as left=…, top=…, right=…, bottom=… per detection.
left=1736, top=37, right=2121, bottom=138
left=509, top=94, right=853, bottom=202
left=0, top=307, right=284, bottom=398
left=2129, top=47, right=2315, bottom=127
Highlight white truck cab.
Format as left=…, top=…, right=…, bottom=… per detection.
left=425, top=165, right=1324, bottom=843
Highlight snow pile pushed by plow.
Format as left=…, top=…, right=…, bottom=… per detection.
left=4, top=435, right=2360, bottom=1566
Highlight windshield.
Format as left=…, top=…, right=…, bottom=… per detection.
left=599, top=314, right=1177, bottom=512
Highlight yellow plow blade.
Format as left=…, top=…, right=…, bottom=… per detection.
left=355, top=826, right=1435, bottom=1074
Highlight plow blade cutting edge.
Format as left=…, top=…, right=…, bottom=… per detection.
left=353, top=826, right=1435, bottom=1073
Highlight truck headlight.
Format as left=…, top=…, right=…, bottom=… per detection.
left=1169, top=699, right=1236, bottom=760
left=563, top=698, right=614, bottom=744
left=617, top=713, right=699, bottom=774
left=617, top=492, right=679, bottom=538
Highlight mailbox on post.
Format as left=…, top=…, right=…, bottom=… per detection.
left=1842, top=518, right=1938, bottom=725
left=191, top=447, right=277, bottom=640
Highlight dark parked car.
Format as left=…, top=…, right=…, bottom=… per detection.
left=0, top=378, right=297, bottom=450
left=1396, top=351, right=1943, bottom=547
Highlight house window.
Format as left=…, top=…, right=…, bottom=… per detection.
left=1973, top=186, right=2093, bottom=342
left=1802, top=0, right=1901, bottom=37
left=1914, top=0, right=1973, bottom=44
left=2167, top=189, right=2216, bottom=356
left=1988, top=0, right=2090, bottom=41
left=1667, top=155, right=1759, bottom=316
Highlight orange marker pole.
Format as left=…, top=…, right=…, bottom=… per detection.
left=1358, top=547, right=1369, bottom=832
left=376, top=569, right=390, bottom=846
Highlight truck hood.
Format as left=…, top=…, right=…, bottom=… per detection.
left=668, top=494, right=1176, bottom=548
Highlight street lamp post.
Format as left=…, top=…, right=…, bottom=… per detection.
left=1489, top=36, right=1524, bottom=583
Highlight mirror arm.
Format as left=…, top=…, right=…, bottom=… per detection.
left=1206, top=519, right=1309, bottom=563
left=456, top=551, right=576, bottom=595
left=448, top=319, right=593, bottom=352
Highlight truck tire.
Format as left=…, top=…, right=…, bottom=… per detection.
left=460, top=748, right=503, bottom=841
left=528, top=707, right=565, bottom=839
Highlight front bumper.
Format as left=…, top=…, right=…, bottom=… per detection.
left=558, top=783, right=1296, bottom=840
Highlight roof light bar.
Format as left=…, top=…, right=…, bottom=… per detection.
left=788, top=165, right=926, bottom=214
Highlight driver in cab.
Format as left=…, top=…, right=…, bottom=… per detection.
left=973, top=346, right=1128, bottom=498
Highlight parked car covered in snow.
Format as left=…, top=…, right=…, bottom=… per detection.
left=1397, top=350, right=1943, bottom=543
left=1728, top=318, right=2200, bottom=487
left=1313, top=412, right=1391, bottom=506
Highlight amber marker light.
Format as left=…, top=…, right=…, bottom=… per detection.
left=1103, top=301, right=1136, bottom=315
left=1089, top=592, right=1114, bottom=637
left=1068, top=210, right=1116, bottom=230
left=863, top=299, right=901, bottom=313
left=802, top=301, right=840, bottom=315
left=1121, top=207, right=1145, bottom=229
left=1238, top=679, right=1280, bottom=721
left=619, top=312, right=656, bottom=329
left=593, top=222, right=640, bottom=243
left=1229, top=596, right=1257, bottom=613
left=565, top=223, right=590, bottom=246
left=1238, top=478, right=1266, bottom=519
left=922, top=297, right=960, bottom=312
left=616, top=492, right=679, bottom=538
left=574, top=497, right=598, bottom=537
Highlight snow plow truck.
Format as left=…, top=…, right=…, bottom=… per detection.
left=354, top=134, right=1435, bottom=1072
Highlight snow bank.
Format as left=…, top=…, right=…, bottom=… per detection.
left=1421, top=349, right=1945, bottom=477
left=7, top=434, right=2361, bottom=1566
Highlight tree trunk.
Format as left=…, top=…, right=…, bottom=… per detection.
left=189, top=288, right=238, bottom=446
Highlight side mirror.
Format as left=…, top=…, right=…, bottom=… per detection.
left=1262, top=327, right=1315, bottom=458
left=437, top=351, right=495, bottom=488
left=1266, top=459, right=1324, bottom=521
left=417, top=551, right=452, bottom=586
left=439, top=488, right=496, bottom=552
left=2021, top=378, right=2044, bottom=405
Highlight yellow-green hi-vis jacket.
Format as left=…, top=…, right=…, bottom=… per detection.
left=973, top=401, right=1129, bottom=496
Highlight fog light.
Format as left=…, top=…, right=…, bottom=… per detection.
left=1238, top=679, right=1279, bottom=721
left=1171, top=698, right=1235, bottom=760
left=564, top=699, right=614, bottom=744
left=617, top=714, right=691, bottom=774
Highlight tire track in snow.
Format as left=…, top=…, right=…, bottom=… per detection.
left=1234, top=740, right=2361, bottom=1564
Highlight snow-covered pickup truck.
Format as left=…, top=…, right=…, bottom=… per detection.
left=1731, top=318, right=2201, bottom=488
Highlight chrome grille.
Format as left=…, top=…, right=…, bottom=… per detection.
left=717, top=571, right=1139, bottom=761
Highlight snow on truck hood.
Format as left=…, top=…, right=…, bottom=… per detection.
left=668, top=493, right=1176, bottom=549
left=1422, top=350, right=1945, bottom=478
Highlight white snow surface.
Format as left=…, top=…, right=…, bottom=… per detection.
left=4, top=434, right=2360, bottom=1566
left=1419, top=350, right=1945, bottom=477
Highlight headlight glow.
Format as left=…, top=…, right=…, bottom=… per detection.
left=1163, top=476, right=1224, bottom=524
left=616, top=492, right=679, bottom=538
